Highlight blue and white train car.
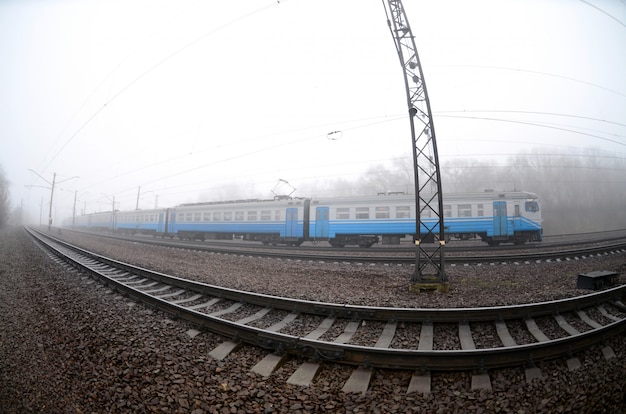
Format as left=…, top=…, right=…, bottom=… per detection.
left=115, top=209, right=168, bottom=236
left=63, top=191, right=542, bottom=247
left=439, top=191, right=542, bottom=245
left=169, top=197, right=308, bottom=245
left=307, top=191, right=542, bottom=246
left=70, top=211, right=115, bottom=232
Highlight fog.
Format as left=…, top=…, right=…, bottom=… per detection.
left=255, top=146, right=626, bottom=236
left=2, top=1, right=624, bottom=235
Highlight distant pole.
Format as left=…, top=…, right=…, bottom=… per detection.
left=47, top=172, right=56, bottom=231
left=72, top=191, right=77, bottom=227
left=136, top=186, right=141, bottom=210
left=28, top=170, right=78, bottom=231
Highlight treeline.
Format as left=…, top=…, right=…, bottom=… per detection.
left=301, top=148, right=626, bottom=236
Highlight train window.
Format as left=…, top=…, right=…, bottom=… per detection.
left=223, top=212, right=232, bottom=221
left=477, top=204, right=484, bottom=217
left=213, top=212, right=222, bottom=221
left=458, top=204, right=472, bottom=217
left=337, top=208, right=350, bottom=219
left=375, top=206, right=390, bottom=219
left=247, top=211, right=257, bottom=221
left=356, top=207, right=369, bottom=219
left=261, top=210, right=271, bottom=220
left=185, top=213, right=192, bottom=221
left=194, top=213, right=201, bottom=222
left=275, top=210, right=281, bottom=220
left=177, top=213, right=184, bottom=221
left=203, top=212, right=211, bottom=222
left=525, top=201, right=539, bottom=212
left=396, top=206, right=410, bottom=218
left=443, top=205, right=452, bottom=218
left=235, top=211, right=244, bottom=221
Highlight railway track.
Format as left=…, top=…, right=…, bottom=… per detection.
left=29, top=228, right=626, bottom=394
left=57, top=228, right=626, bottom=265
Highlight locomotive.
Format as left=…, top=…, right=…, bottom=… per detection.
left=65, top=191, right=542, bottom=247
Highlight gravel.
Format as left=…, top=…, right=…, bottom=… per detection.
left=1, top=227, right=625, bottom=413
left=55, top=230, right=626, bottom=309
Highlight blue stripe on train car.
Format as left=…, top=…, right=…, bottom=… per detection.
left=172, top=222, right=304, bottom=238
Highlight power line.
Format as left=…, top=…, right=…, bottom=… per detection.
left=578, top=0, right=626, bottom=28
left=435, top=109, right=626, bottom=128
left=431, top=64, right=626, bottom=98
left=40, top=2, right=279, bottom=174
left=436, top=114, right=626, bottom=147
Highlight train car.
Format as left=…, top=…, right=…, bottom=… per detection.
left=168, top=197, right=309, bottom=245
left=440, top=191, right=542, bottom=245
left=62, top=191, right=542, bottom=247
left=70, top=211, right=115, bottom=232
left=115, top=208, right=169, bottom=236
left=307, top=191, right=542, bottom=247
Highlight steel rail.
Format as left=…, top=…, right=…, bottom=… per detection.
left=57, top=228, right=626, bottom=265
left=28, top=228, right=626, bottom=371
left=30, top=228, right=626, bottom=322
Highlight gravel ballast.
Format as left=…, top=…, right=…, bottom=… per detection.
left=1, top=227, right=625, bottom=413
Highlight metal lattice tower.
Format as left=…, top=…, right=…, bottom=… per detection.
left=381, top=0, right=447, bottom=291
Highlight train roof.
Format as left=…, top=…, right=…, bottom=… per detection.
left=175, top=197, right=309, bottom=209
left=312, top=191, right=539, bottom=203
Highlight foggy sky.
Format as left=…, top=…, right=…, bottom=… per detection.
left=1, top=0, right=624, bottom=225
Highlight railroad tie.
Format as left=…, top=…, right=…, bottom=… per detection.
left=495, top=320, right=517, bottom=347
left=459, top=322, right=492, bottom=391
left=598, top=306, right=621, bottom=322
left=576, top=310, right=602, bottom=329
left=208, top=341, right=241, bottom=361
left=170, top=293, right=203, bottom=305
left=523, top=318, right=548, bottom=382
left=524, top=318, right=550, bottom=342
left=250, top=313, right=299, bottom=377
left=553, top=315, right=580, bottom=336
left=206, top=303, right=248, bottom=361
left=288, top=318, right=361, bottom=387
left=408, top=322, right=435, bottom=394
left=187, top=298, right=221, bottom=310
left=342, top=321, right=398, bottom=395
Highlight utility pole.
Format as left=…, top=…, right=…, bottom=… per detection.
left=28, top=170, right=79, bottom=231
left=48, top=172, right=56, bottom=231
left=382, top=1, right=448, bottom=293
left=72, top=191, right=77, bottom=227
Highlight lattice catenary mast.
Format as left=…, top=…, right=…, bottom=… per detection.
left=381, top=0, right=448, bottom=292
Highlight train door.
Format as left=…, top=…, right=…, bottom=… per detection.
left=168, top=210, right=177, bottom=237
left=158, top=212, right=166, bottom=234
left=315, top=207, right=330, bottom=238
left=492, top=201, right=508, bottom=237
left=285, top=208, right=299, bottom=238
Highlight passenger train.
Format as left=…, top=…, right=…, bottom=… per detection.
left=63, top=191, right=543, bottom=247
